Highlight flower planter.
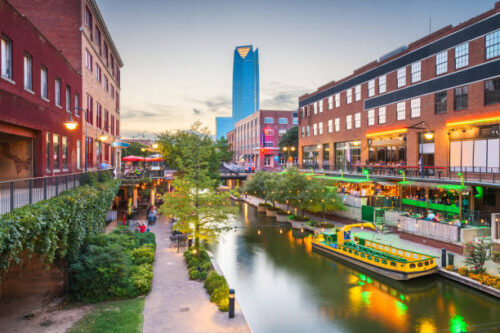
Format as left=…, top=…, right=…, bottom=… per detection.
left=276, top=214, right=290, bottom=223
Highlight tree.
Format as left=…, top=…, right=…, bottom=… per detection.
left=215, top=137, right=234, bottom=163
left=464, top=238, right=490, bottom=273
left=278, top=126, right=298, bottom=156
left=123, top=142, right=149, bottom=157
left=159, top=122, right=237, bottom=255
left=243, top=172, right=272, bottom=203
left=302, top=179, right=344, bottom=222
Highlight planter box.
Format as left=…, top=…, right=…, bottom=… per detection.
left=276, top=214, right=290, bottom=223
left=266, top=208, right=277, bottom=217
left=257, top=205, right=268, bottom=213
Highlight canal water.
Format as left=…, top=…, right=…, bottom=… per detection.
left=212, top=203, right=500, bottom=333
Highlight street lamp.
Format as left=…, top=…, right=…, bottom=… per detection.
left=65, top=107, right=88, bottom=171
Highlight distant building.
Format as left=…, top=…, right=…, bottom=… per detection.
left=0, top=0, right=82, bottom=180
left=232, top=45, right=259, bottom=124
left=215, top=117, right=234, bottom=140
left=227, top=110, right=298, bottom=170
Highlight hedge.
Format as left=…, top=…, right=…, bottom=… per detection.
left=0, top=179, right=121, bottom=274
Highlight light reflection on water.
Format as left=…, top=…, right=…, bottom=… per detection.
left=212, top=203, right=500, bottom=333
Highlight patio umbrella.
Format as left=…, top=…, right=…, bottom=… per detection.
left=122, top=155, right=145, bottom=162
left=145, top=157, right=163, bottom=162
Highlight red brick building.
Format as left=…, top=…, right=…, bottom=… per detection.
left=299, top=3, right=500, bottom=176
left=227, top=110, right=298, bottom=170
left=10, top=0, right=123, bottom=170
left=0, top=0, right=82, bottom=180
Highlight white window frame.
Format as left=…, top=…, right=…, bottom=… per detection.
left=367, top=109, right=375, bottom=126
left=55, top=78, right=61, bottom=107
left=410, top=98, right=421, bottom=118
left=397, top=67, right=406, bottom=88
left=346, top=89, right=352, bottom=104
left=313, top=123, right=317, bottom=136
left=335, top=93, right=340, bottom=107
left=24, top=54, right=33, bottom=91
left=314, top=103, right=318, bottom=114
left=319, top=101, right=323, bottom=113
left=486, top=30, right=500, bottom=60
left=334, top=118, right=340, bottom=132
left=264, top=117, right=274, bottom=124
left=354, top=112, right=361, bottom=128
left=66, top=85, right=71, bottom=111
left=279, top=117, right=288, bottom=124
left=411, top=61, right=421, bottom=83
left=328, top=119, right=333, bottom=133
left=41, top=66, right=48, bottom=99
left=455, top=43, right=469, bottom=69
left=436, top=51, right=448, bottom=75
left=75, top=92, right=79, bottom=116
left=346, top=115, right=352, bottom=130
left=378, top=75, right=386, bottom=94
left=85, top=49, right=92, bottom=71
left=318, top=122, right=323, bottom=135
left=292, top=117, right=298, bottom=125
left=368, top=79, right=375, bottom=97
left=397, top=101, right=406, bottom=120
left=355, top=85, right=361, bottom=101
left=1, top=37, right=13, bottom=80
left=378, top=107, right=386, bottom=124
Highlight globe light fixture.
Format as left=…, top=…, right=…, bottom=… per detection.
left=424, top=131, right=434, bottom=140
left=64, top=114, right=78, bottom=130
left=98, top=134, right=108, bottom=142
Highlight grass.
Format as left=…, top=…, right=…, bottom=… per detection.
left=69, top=298, right=145, bottom=333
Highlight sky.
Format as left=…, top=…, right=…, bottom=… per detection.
left=96, top=0, right=497, bottom=139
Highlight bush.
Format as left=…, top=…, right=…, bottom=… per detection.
left=258, top=202, right=271, bottom=207
left=131, top=264, right=153, bottom=294
left=189, top=268, right=200, bottom=280
left=290, top=215, right=309, bottom=222
left=217, top=297, right=229, bottom=311
left=184, top=247, right=212, bottom=281
left=204, top=271, right=227, bottom=294
left=135, top=232, right=156, bottom=250
left=131, top=245, right=155, bottom=265
left=210, top=285, right=229, bottom=303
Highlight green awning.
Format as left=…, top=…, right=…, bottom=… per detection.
left=398, top=181, right=469, bottom=192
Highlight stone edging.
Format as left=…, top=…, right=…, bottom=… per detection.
left=437, top=268, right=500, bottom=299
left=207, top=251, right=253, bottom=333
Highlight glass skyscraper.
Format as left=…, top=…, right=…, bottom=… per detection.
left=232, top=45, right=259, bottom=124
left=215, top=116, right=234, bottom=140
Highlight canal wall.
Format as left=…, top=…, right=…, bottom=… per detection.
left=438, top=268, right=500, bottom=299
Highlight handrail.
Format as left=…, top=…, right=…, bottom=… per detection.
left=0, top=168, right=114, bottom=185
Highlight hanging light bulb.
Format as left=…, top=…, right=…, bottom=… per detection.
left=257, top=229, right=261, bottom=235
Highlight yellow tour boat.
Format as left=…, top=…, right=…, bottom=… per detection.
left=312, top=223, right=437, bottom=280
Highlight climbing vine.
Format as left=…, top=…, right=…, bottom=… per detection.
left=0, top=179, right=120, bottom=276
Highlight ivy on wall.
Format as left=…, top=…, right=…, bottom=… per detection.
left=0, top=179, right=121, bottom=276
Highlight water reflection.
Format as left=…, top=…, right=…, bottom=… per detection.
left=212, top=203, right=500, bottom=333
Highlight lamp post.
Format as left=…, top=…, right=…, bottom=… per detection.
left=64, top=107, right=88, bottom=171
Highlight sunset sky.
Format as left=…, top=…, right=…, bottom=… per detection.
left=96, top=0, right=496, bottom=138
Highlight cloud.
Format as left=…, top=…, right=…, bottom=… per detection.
left=120, top=108, right=159, bottom=119
left=194, top=95, right=232, bottom=115
left=193, top=108, right=201, bottom=114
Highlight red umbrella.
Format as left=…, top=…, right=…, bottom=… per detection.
left=122, top=155, right=145, bottom=162
left=145, top=157, right=163, bottom=162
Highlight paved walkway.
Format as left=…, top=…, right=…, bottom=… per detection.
left=142, top=216, right=251, bottom=333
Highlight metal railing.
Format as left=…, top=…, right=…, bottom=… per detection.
left=0, top=169, right=113, bottom=215
left=300, top=163, right=500, bottom=184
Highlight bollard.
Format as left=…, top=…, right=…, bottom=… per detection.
left=228, top=289, right=235, bottom=318
left=447, top=252, right=455, bottom=267
left=441, top=248, right=447, bottom=267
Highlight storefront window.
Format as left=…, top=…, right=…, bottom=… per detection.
left=367, top=136, right=406, bottom=165
left=46, top=133, right=51, bottom=172
left=334, top=141, right=361, bottom=167
left=302, top=146, right=319, bottom=166
left=62, top=137, right=68, bottom=170
left=323, top=144, right=330, bottom=165
left=53, top=135, right=60, bottom=171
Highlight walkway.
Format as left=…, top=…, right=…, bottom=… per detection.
left=142, top=216, right=251, bottom=333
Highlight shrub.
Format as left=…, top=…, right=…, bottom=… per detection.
left=217, top=297, right=229, bottom=312
left=210, top=285, right=229, bottom=303
left=189, top=268, right=200, bottom=280
left=290, top=215, right=309, bottom=222
left=131, top=264, right=153, bottom=294
left=258, top=202, right=271, bottom=207
left=135, top=232, right=156, bottom=250
left=131, top=245, right=155, bottom=265
left=464, top=238, right=490, bottom=273
left=458, top=267, right=469, bottom=277
left=204, top=271, right=226, bottom=294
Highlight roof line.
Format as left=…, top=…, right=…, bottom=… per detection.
left=88, top=0, right=123, bottom=67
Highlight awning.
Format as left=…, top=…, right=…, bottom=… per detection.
left=398, top=181, right=470, bottom=191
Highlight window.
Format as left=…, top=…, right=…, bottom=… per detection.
left=110, top=84, right=114, bottom=98
left=85, top=49, right=93, bottom=71
left=62, top=137, right=68, bottom=170
left=53, top=135, right=60, bottom=170
left=319, top=101, right=323, bottom=113
left=346, top=115, right=352, bottom=130
left=103, top=42, right=109, bottom=65
left=368, top=79, right=375, bottom=97
left=85, top=6, right=93, bottom=33
left=454, top=86, right=468, bottom=110
left=306, top=125, right=310, bottom=136
left=335, top=93, right=340, bottom=107
left=486, top=30, right=500, bottom=59
left=346, top=89, right=352, bottom=104
left=46, top=133, right=51, bottom=172
left=435, top=91, right=447, bottom=114
left=104, top=110, right=109, bottom=130
left=355, top=85, right=361, bottom=101
left=318, top=122, right=323, bottom=135
left=328, top=96, right=333, bottom=109
left=455, top=43, right=469, bottom=69
left=410, top=98, right=420, bottom=118
left=397, top=67, right=406, bottom=88
left=96, top=103, right=102, bottom=128
left=485, top=78, right=500, bottom=105
left=24, top=54, right=32, bottom=91
left=111, top=115, right=115, bottom=135
left=378, top=107, right=386, bottom=124
left=449, top=137, right=499, bottom=171
left=55, top=78, right=61, bottom=106
left=66, top=85, right=71, bottom=111
left=279, top=129, right=287, bottom=136
left=116, top=119, right=119, bottom=136
left=379, top=75, right=386, bottom=93
left=354, top=112, right=361, bottom=128
left=301, top=126, right=305, bottom=138
left=313, top=123, right=317, bottom=135
left=95, top=28, right=102, bottom=53
left=367, top=109, right=375, bottom=126
left=75, top=92, right=79, bottom=115
left=264, top=117, right=274, bottom=124
left=292, top=117, right=298, bottom=125
left=411, top=61, right=421, bottom=83
left=334, top=118, right=340, bottom=132
left=86, top=94, right=93, bottom=124
left=313, top=103, right=318, bottom=114
left=76, top=140, right=81, bottom=170
left=328, top=119, right=333, bottom=133
left=264, top=128, right=274, bottom=136
left=397, top=102, right=406, bottom=120
left=96, top=65, right=101, bottom=82
left=104, top=75, right=108, bottom=91
left=41, top=67, right=48, bottom=99
left=278, top=117, right=288, bottom=124
left=1, top=37, right=13, bottom=80
left=436, top=51, right=447, bottom=75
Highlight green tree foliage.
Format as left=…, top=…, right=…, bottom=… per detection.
left=159, top=122, right=237, bottom=255
left=122, top=142, right=149, bottom=157
left=243, top=171, right=274, bottom=202
left=464, top=238, right=490, bottom=273
left=215, top=136, right=234, bottom=163
left=301, top=178, right=344, bottom=221
left=278, top=126, right=298, bottom=156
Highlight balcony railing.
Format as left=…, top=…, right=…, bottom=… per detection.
left=0, top=169, right=114, bottom=215
left=300, top=163, right=500, bottom=184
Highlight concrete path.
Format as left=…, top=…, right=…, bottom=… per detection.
left=142, top=216, right=251, bottom=333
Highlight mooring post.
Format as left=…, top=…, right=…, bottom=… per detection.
left=229, top=289, right=235, bottom=318
left=441, top=248, right=447, bottom=267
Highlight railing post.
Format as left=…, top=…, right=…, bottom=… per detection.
left=10, top=181, right=14, bottom=212
left=44, top=177, right=47, bottom=200
left=74, top=174, right=77, bottom=188
left=55, top=176, right=59, bottom=196
left=66, top=175, right=69, bottom=190
left=29, top=179, right=33, bottom=205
